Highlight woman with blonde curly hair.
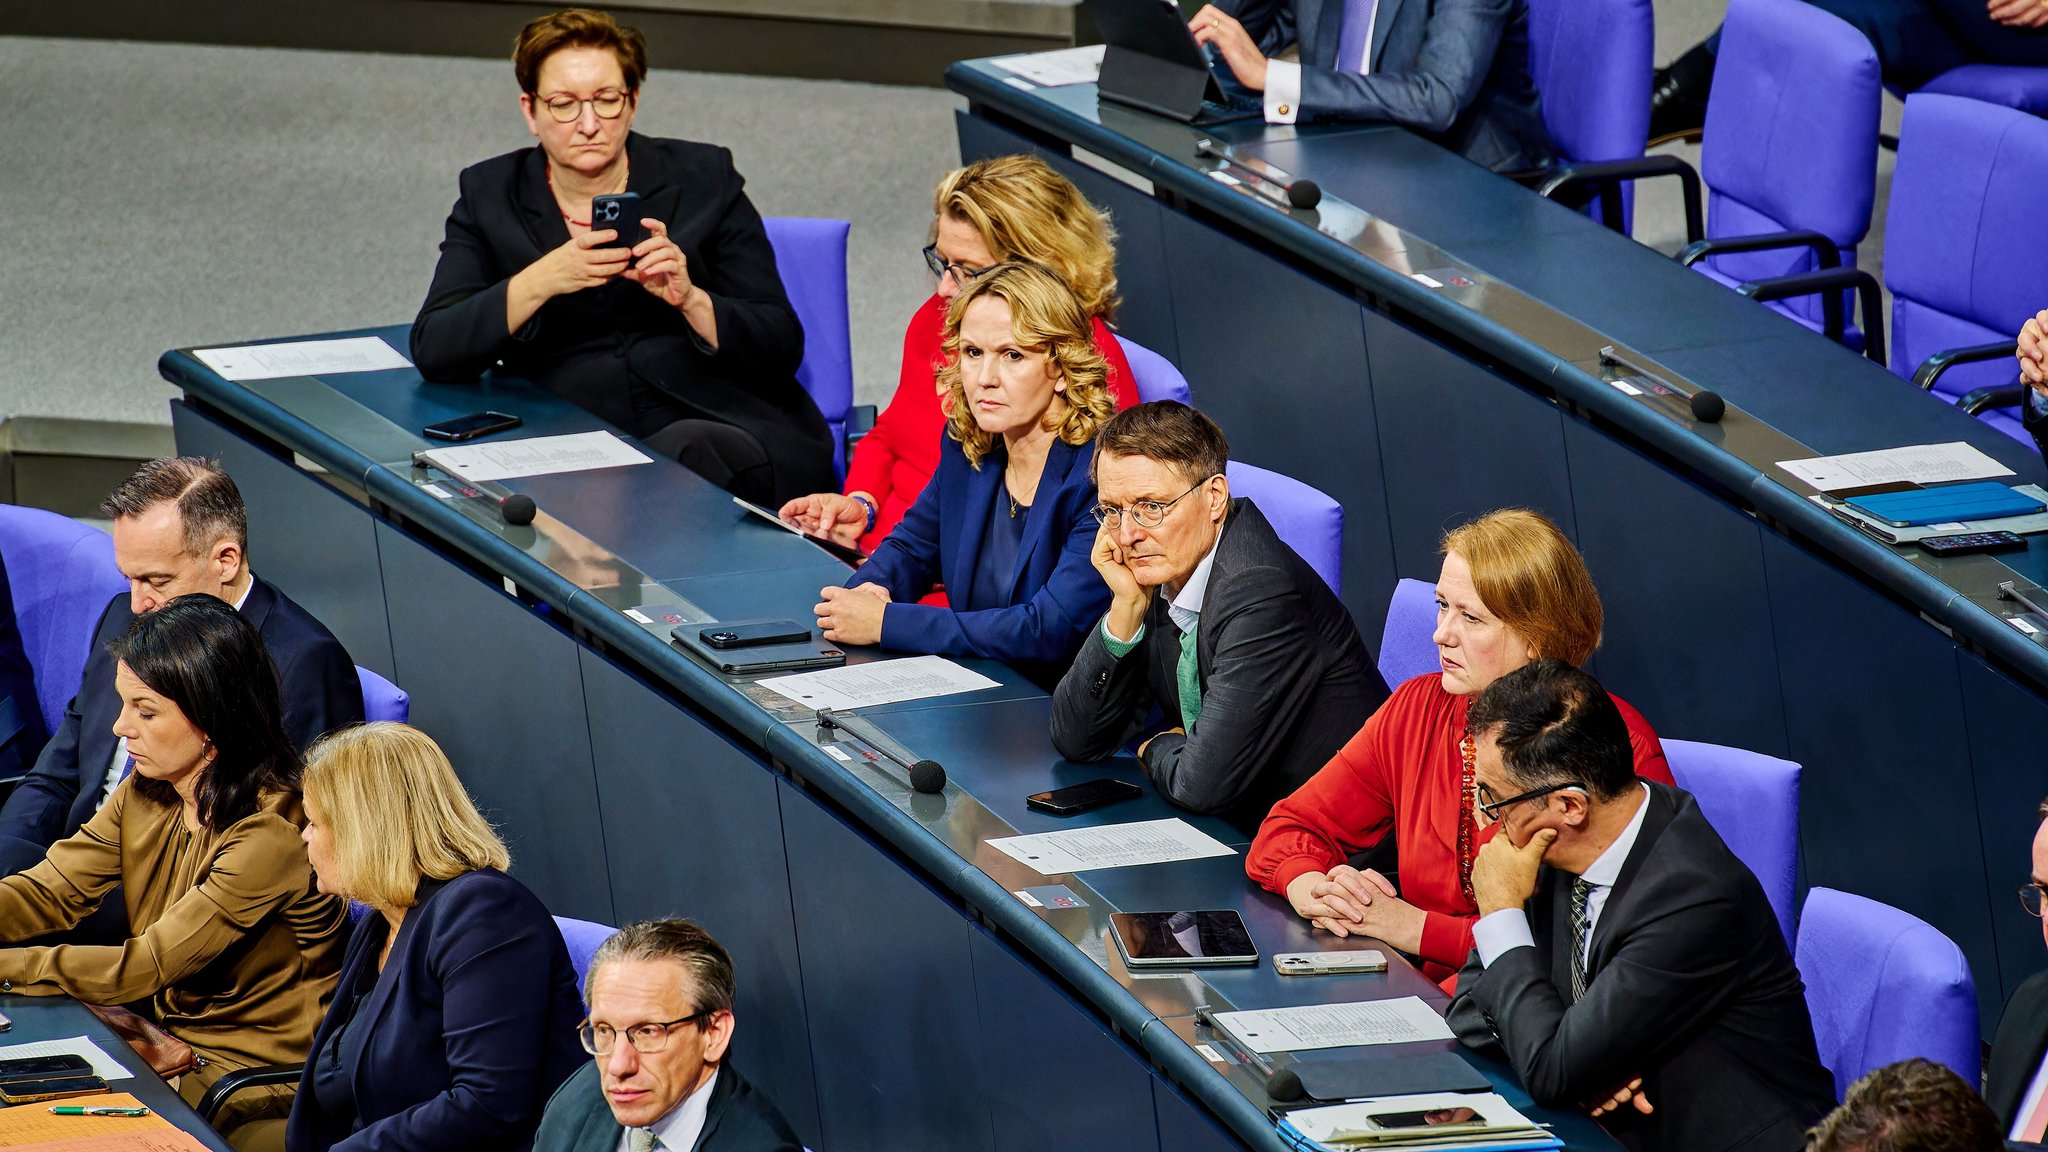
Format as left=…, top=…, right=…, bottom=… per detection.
left=812, top=262, right=1118, bottom=683
left=781, top=154, right=1139, bottom=553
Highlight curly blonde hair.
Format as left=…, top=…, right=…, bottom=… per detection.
left=935, top=155, right=1119, bottom=320
left=938, top=263, right=1115, bottom=468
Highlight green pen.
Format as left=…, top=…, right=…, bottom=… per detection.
left=48, top=1106, right=150, bottom=1117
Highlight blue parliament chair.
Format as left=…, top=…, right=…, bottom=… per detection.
left=554, top=915, right=619, bottom=989
left=1796, top=887, right=1980, bottom=1097
left=1376, top=577, right=1441, bottom=689
left=1671, top=0, right=1885, bottom=359
left=762, top=217, right=855, bottom=479
left=1662, top=738, right=1800, bottom=945
left=0, top=505, right=124, bottom=735
left=1118, top=334, right=1193, bottom=405
left=356, top=666, right=410, bottom=725
left=1917, top=64, right=2048, bottom=118
left=1516, top=0, right=1656, bottom=234
left=1222, top=462, right=1342, bottom=595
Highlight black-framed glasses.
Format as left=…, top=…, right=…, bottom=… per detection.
left=1476, top=780, right=1583, bottom=821
left=1092, top=477, right=1213, bottom=531
left=534, top=90, right=631, bottom=123
left=578, top=1011, right=711, bottom=1055
left=2022, top=881, right=2048, bottom=919
left=921, top=243, right=998, bottom=284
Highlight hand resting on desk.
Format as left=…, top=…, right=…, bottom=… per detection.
left=815, top=583, right=890, bottom=646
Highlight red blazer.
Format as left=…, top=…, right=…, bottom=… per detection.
left=1247, top=673, right=1674, bottom=982
left=843, top=294, right=1137, bottom=552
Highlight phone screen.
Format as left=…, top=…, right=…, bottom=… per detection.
left=1028, top=778, right=1142, bottom=813
left=423, top=412, right=522, bottom=441
left=1370, top=1108, right=1482, bottom=1128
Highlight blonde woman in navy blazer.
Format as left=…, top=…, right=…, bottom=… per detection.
left=286, top=723, right=584, bottom=1152
left=803, top=263, right=1117, bottom=685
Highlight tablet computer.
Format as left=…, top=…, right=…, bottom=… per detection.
left=732, top=497, right=866, bottom=566
left=1110, top=909, right=1259, bottom=968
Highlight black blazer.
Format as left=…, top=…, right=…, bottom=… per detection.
left=0, top=579, right=361, bottom=852
left=287, top=869, right=586, bottom=1152
left=1050, top=499, right=1387, bottom=832
left=409, top=134, right=836, bottom=504
left=532, top=1062, right=802, bottom=1152
left=0, top=558, right=47, bottom=783
left=1447, top=782, right=1836, bottom=1152
left=1989, top=970, right=2048, bottom=1131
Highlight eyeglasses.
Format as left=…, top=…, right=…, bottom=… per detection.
left=1475, top=780, right=1584, bottom=821
left=2022, top=881, right=2048, bottom=919
left=922, top=243, right=998, bottom=284
left=1092, top=478, right=1212, bottom=531
left=578, top=1011, right=711, bottom=1055
left=534, top=90, right=631, bottom=123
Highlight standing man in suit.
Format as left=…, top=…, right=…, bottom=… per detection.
left=1446, top=660, right=1835, bottom=1151
left=1189, top=0, right=1554, bottom=171
left=1986, top=796, right=2048, bottom=1140
left=533, top=919, right=802, bottom=1152
left=0, top=458, right=362, bottom=884
left=1051, top=402, right=1387, bottom=833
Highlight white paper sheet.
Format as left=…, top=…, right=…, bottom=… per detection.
left=756, top=655, right=999, bottom=710
left=1283, top=1091, right=1550, bottom=1146
left=194, top=336, right=411, bottom=381
left=0, top=1034, right=133, bottom=1080
left=1777, top=440, right=2014, bottom=492
left=985, top=818, right=1235, bottom=874
left=988, top=43, right=1105, bottom=87
left=416, top=431, right=651, bottom=482
left=1211, top=996, right=1454, bottom=1054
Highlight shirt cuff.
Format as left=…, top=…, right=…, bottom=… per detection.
left=2029, top=385, right=2048, bottom=420
left=1264, top=59, right=1301, bottom=125
left=1100, top=614, right=1145, bottom=657
left=1472, top=908, right=1536, bottom=968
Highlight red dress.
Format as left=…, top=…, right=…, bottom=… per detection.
left=842, top=294, right=1139, bottom=553
left=1246, top=673, right=1675, bottom=984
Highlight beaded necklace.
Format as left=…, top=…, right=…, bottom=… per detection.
left=1456, top=732, right=1479, bottom=906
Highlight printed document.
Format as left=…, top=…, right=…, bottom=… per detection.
left=1211, top=997, right=1454, bottom=1053
left=1778, top=441, right=2014, bottom=492
left=0, top=1091, right=213, bottom=1150
left=194, top=336, right=411, bottom=381
left=989, top=43, right=1104, bottom=87
left=415, top=431, right=651, bottom=482
left=986, top=818, right=1235, bottom=874
left=757, top=655, right=999, bottom=710
left=0, top=1035, right=131, bottom=1079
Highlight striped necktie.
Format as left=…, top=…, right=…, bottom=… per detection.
left=1568, top=878, right=1594, bottom=1002
left=627, top=1129, right=661, bottom=1152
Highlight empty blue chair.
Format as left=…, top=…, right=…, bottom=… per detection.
left=1663, top=739, right=1800, bottom=944
left=763, top=217, right=854, bottom=478
left=1118, top=335, right=1192, bottom=405
left=0, top=505, right=124, bottom=735
left=1796, top=888, right=1980, bottom=1096
left=1223, top=462, right=1341, bottom=594
left=555, top=915, right=618, bottom=988
left=357, top=667, right=410, bottom=725
left=1919, top=64, right=2048, bottom=117
left=1676, top=0, right=1884, bottom=357
left=1521, top=0, right=1655, bottom=233
left=1378, top=577, right=1441, bottom=689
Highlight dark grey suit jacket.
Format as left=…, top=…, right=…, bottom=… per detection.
left=1050, top=498, right=1387, bottom=832
left=1988, top=969, right=2048, bottom=1131
left=1221, top=0, right=1554, bottom=171
left=1448, top=783, right=1836, bottom=1152
left=531, top=1063, right=801, bottom=1152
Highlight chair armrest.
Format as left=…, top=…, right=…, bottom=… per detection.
left=1909, top=340, right=2020, bottom=393
left=1735, top=266, right=1887, bottom=365
left=1678, top=230, right=1843, bottom=270
left=196, top=1064, right=304, bottom=1124
left=1959, top=383, right=2027, bottom=415
left=844, top=403, right=878, bottom=449
left=1530, top=155, right=1702, bottom=243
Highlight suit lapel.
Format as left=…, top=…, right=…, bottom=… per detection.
left=513, top=145, right=570, bottom=255
left=347, top=878, right=444, bottom=1104
left=239, top=576, right=278, bottom=635
left=1008, top=440, right=1078, bottom=600
left=1368, top=0, right=1407, bottom=72
left=951, top=450, right=1000, bottom=598
left=1306, top=0, right=1346, bottom=68
left=1584, top=786, right=1677, bottom=975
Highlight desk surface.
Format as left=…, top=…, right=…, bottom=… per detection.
left=160, top=325, right=1618, bottom=1152
left=0, top=994, right=232, bottom=1151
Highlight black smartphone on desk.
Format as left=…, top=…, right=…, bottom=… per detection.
left=0, top=1055, right=90, bottom=1081
left=701, top=620, right=811, bottom=650
left=0, top=1074, right=106, bottom=1104
left=1027, top=778, right=1143, bottom=815
left=423, top=411, right=522, bottom=441
left=591, top=192, right=647, bottom=251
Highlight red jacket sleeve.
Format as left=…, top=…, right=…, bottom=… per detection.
left=847, top=297, right=947, bottom=548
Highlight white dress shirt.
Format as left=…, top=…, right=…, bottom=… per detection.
left=616, top=1069, right=718, bottom=1152
left=1263, top=0, right=1380, bottom=125
left=1472, top=783, right=1652, bottom=970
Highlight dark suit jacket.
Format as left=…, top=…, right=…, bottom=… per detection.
left=1220, top=0, right=1554, bottom=171
left=1050, top=498, right=1387, bottom=831
left=0, top=578, right=361, bottom=853
left=1989, top=970, right=2048, bottom=1131
left=1447, top=782, right=1836, bottom=1152
left=287, top=869, right=587, bottom=1152
left=409, top=133, right=836, bottom=504
left=0, top=558, right=47, bottom=783
left=848, top=437, right=1109, bottom=683
left=531, top=1062, right=801, bottom=1152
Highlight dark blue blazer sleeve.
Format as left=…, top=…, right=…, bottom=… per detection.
left=847, top=434, right=948, bottom=601
left=0, top=596, right=122, bottom=848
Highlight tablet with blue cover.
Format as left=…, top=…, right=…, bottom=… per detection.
left=1844, top=482, right=2045, bottom=528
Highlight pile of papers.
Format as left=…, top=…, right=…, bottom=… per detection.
left=1277, top=1092, right=1558, bottom=1151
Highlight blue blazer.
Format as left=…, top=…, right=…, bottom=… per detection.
left=285, top=869, right=587, bottom=1152
left=846, top=436, right=1109, bottom=680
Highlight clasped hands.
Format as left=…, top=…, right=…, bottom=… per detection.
left=814, top=583, right=889, bottom=646
left=2021, top=308, right=2048, bottom=397
left=1283, top=865, right=1425, bottom=948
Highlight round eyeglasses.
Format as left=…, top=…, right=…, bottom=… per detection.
left=535, top=90, right=631, bottom=123
left=578, top=1011, right=711, bottom=1056
left=1091, top=477, right=1212, bottom=531
left=2022, top=881, right=2048, bottom=919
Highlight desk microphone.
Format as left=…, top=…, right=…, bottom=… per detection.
left=1195, top=139, right=1322, bottom=210
left=499, top=493, right=537, bottom=526
left=1599, top=346, right=1725, bottom=423
left=816, top=710, right=948, bottom=794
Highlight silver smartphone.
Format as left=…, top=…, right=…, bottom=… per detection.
left=1272, top=949, right=1388, bottom=975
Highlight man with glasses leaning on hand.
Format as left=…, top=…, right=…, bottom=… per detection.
left=1051, top=402, right=1386, bottom=833
left=1984, top=798, right=2048, bottom=1142
left=533, top=919, right=801, bottom=1152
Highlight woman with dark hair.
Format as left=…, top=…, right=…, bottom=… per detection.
left=0, top=595, right=346, bottom=1148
